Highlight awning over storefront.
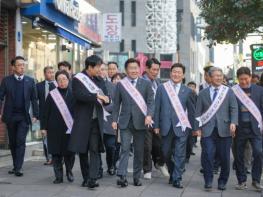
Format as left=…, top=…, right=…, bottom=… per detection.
left=55, top=25, right=91, bottom=48
left=21, top=0, right=94, bottom=48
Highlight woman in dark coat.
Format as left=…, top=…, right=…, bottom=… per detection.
left=42, top=70, right=75, bottom=184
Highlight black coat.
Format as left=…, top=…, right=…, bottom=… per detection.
left=68, top=71, right=109, bottom=154
left=36, top=81, right=56, bottom=129
left=43, top=87, right=74, bottom=155
left=0, top=75, right=39, bottom=124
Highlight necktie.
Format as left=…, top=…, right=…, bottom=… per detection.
left=18, top=77, right=21, bottom=81
left=212, top=88, right=218, bottom=101
left=48, top=82, right=54, bottom=91
left=131, top=80, right=135, bottom=86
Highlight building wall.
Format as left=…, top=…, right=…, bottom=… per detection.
left=0, top=7, right=16, bottom=147
left=95, top=0, right=148, bottom=54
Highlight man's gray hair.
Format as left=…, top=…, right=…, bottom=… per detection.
left=208, top=67, right=223, bottom=77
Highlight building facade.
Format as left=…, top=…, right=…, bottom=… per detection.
left=95, top=0, right=210, bottom=82
left=0, top=0, right=101, bottom=148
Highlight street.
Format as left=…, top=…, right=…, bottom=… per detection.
left=0, top=145, right=261, bottom=197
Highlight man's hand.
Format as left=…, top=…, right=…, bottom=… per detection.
left=192, top=130, right=201, bottom=137
left=112, top=122, right=118, bottom=130
left=230, top=123, right=236, bottom=137
left=97, top=95, right=110, bottom=104
left=32, top=117, right=37, bottom=123
left=145, top=116, right=153, bottom=128
left=154, top=128, right=160, bottom=135
left=41, top=130, right=47, bottom=137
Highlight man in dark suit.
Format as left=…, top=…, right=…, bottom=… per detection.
left=68, top=55, right=110, bottom=189
left=154, top=63, right=196, bottom=188
left=112, top=58, right=155, bottom=187
left=233, top=67, right=263, bottom=191
left=0, top=56, right=39, bottom=176
left=199, top=66, right=213, bottom=91
left=36, top=66, right=56, bottom=165
left=142, top=58, right=168, bottom=179
left=98, top=63, right=119, bottom=176
left=194, top=67, right=238, bottom=191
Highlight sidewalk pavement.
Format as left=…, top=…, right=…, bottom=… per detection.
left=0, top=144, right=261, bottom=197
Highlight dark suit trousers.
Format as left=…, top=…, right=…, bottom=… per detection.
left=235, top=127, right=262, bottom=184
left=52, top=153, right=75, bottom=179
left=79, top=119, right=101, bottom=181
left=162, top=128, right=188, bottom=182
left=201, top=128, right=232, bottom=185
left=143, top=129, right=165, bottom=173
left=117, top=121, right=145, bottom=179
left=6, top=114, right=29, bottom=171
left=103, top=133, right=117, bottom=169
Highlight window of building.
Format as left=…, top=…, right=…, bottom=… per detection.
left=120, top=1, right=125, bottom=26
left=131, top=40, right=136, bottom=53
left=131, top=1, right=136, bottom=26
left=120, top=39, right=124, bottom=52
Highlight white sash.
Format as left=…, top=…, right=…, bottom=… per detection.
left=163, top=81, right=191, bottom=131
left=232, top=84, right=263, bottom=131
left=120, top=77, right=148, bottom=116
left=74, top=73, right=110, bottom=121
left=50, top=88, right=73, bottom=134
left=196, top=85, right=229, bottom=127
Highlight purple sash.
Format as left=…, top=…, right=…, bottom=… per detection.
left=50, top=88, right=73, bottom=134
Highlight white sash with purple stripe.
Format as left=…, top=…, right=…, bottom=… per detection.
left=50, top=88, right=73, bottom=134
left=74, top=73, right=110, bottom=121
left=232, top=84, right=263, bottom=131
left=120, top=77, right=148, bottom=117
left=196, top=85, right=229, bottom=127
left=163, top=81, right=191, bottom=131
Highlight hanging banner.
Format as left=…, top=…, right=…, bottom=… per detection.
left=102, top=13, right=122, bottom=42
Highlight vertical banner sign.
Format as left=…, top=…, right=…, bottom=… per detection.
left=102, top=13, right=122, bottom=42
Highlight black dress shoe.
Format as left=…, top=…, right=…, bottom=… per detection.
left=204, top=183, right=212, bottom=190
left=66, top=171, right=74, bottom=183
left=107, top=168, right=115, bottom=176
left=15, top=171, right=23, bottom=177
left=218, top=184, right=226, bottom=190
left=200, top=168, right=204, bottom=174
left=117, top=176, right=128, bottom=187
left=53, top=178, right=63, bottom=184
left=8, top=169, right=15, bottom=174
left=133, top=178, right=142, bottom=186
left=87, top=179, right=99, bottom=189
left=81, top=180, right=88, bottom=187
left=173, top=181, right=183, bottom=188
left=190, top=152, right=196, bottom=155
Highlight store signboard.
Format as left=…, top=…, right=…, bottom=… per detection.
left=102, top=13, right=121, bottom=42
left=53, top=0, right=80, bottom=21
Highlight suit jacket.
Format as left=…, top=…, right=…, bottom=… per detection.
left=43, top=87, right=74, bottom=155
left=154, top=83, right=196, bottom=137
left=68, top=71, right=109, bottom=153
left=112, top=77, right=155, bottom=130
left=194, top=86, right=238, bottom=137
left=103, top=79, right=116, bottom=135
left=236, top=84, right=263, bottom=136
left=0, top=75, right=39, bottom=124
left=36, top=81, right=56, bottom=129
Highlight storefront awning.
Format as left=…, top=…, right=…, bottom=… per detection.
left=55, top=24, right=91, bottom=48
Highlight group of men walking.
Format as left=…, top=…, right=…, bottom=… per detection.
left=0, top=55, right=262, bottom=192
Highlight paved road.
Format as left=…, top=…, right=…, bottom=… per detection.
left=0, top=145, right=261, bottom=197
